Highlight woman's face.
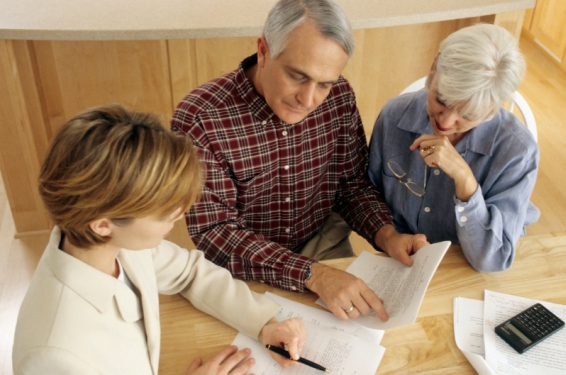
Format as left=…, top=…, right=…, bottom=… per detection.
left=108, top=208, right=184, bottom=250
left=426, top=75, right=487, bottom=142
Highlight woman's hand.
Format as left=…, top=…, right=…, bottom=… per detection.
left=410, top=135, right=478, bottom=201
left=258, top=318, right=307, bottom=368
left=185, top=346, right=255, bottom=375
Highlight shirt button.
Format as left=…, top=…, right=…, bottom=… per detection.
left=458, top=206, right=465, bottom=212
left=285, top=197, right=291, bottom=202
left=285, top=228, right=291, bottom=233
left=424, top=207, right=431, bottom=213
left=284, top=165, right=289, bottom=170
left=461, top=216, right=468, bottom=223
left=434, top=169, right=440, bottom=176
left=261, top=120, right=267, bottom=125
left=282, top=130, right=288, bottom=136
left=291, top=286, right=297, bottom=291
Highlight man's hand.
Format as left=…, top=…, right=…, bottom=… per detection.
left=258, top=318, right=306, bottom=368
left=305, top=263, right=389, bottom=321
left=374, top=225, right=429, bottom=266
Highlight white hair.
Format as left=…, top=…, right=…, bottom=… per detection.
left=262, top=0, right=354, bottom=58
left=426, top=23, right=526, bottom=121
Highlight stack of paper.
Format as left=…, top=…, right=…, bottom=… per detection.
left=233, top=292, right=386, bottom=374
left=454, top=291, right=566, bottom=375
left=232, top=241, right=451, bottom=374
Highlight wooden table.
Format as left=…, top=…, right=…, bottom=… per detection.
left=158, top=233, right=566, bottom=374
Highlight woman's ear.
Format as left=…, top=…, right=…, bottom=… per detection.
left=430, top=52, right=440, bottom=74
left=89, top=218, right=113, bottom=237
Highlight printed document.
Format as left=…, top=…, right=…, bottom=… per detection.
left=232, top=293, right=386, bottom=374
left=317, top=241, right=451, bottom=330
left=483, top=290, right=566, bottom=375
left=453, top=297, right=497, bottom=375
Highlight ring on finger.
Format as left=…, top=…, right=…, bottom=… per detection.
left=421, top=145, right=435, bottom=153
left=344, top=305, right=354, bottom=313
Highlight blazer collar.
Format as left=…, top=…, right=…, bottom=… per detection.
left=48, top=227, right=142, bottom=323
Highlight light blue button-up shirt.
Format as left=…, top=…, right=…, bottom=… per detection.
left=368, top=90, right=540, bottom=272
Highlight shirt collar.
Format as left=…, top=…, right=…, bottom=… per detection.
left=48, top=227, right=142, bottom=322
left=234, top=53, right=281, bottom=125
left=396, top=90, right=498, bottom=156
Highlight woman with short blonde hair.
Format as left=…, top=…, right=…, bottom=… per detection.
left=13, top=104, right=306, bottom=375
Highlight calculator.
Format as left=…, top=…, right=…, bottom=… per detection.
left=495, top=303, right=565, bottom=354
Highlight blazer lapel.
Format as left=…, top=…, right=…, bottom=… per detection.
left=119, top=250, right=161, bottom=375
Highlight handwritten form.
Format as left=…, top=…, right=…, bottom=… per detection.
left=232, top=293, right=386, bottom=374
left=317, top=241, right=451, bottom=330
left=483, top=290, right=566, bottom=375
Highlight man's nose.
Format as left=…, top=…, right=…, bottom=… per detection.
left=296, top=82, right=316, bottom=109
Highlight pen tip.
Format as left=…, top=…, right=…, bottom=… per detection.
left=325, top=370, right=331, bottom=373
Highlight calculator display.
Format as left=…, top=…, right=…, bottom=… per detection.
left=504, top=323, right=532, bottom=344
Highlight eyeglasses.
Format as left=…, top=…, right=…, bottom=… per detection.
left=386, top=154, right=427, bottom=197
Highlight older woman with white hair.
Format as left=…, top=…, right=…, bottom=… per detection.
left=368, top=23, right=540, bottom=272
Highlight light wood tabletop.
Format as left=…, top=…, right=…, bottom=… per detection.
left=158, top=234, right=566, bottom=374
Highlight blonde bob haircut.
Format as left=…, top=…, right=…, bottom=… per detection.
left=426, top=23, right=526, bottom=122
left=39, top=104, right=202, bottom=249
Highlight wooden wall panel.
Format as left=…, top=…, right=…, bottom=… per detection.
left=167, top=39, right=199, bottom=108
left=193, top=36, right=257, bottom=86
left=33, top=40, right=175, bottom=132
left=522, top=7, right=535, bottom=31
left=0, top=40, right=51, bottom=234
left=493, top=10, right=526, bottom=39
left=529, top=0, right=566, bottom=59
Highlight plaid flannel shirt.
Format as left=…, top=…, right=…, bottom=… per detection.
left=171, top=54, right=393, bottom=292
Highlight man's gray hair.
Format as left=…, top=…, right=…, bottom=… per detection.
left=263, top=0, right=354, bottom=58
left=426, top=23, right=526, bottom=121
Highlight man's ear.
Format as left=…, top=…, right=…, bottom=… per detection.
left=257, top=36, right=270, bottom=69
left=89, top=218, right=113, bottom=237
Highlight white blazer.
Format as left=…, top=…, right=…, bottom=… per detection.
left=12, top=227, right=280, bottom=374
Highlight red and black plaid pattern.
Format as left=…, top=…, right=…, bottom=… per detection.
left=171, top=55, right=393, bottom=292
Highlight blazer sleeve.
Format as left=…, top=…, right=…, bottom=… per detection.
left=15, top=347, right=98, bottom=375
left=151, top=241, right=280, bottom=340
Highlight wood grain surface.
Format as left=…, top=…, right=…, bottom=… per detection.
left=158, top=233, right=566, bottom=375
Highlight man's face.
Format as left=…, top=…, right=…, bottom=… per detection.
left=255, top=20, right=349, bottom=124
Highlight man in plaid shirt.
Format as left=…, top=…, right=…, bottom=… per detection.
left=172, top=0, right=428, bottom=321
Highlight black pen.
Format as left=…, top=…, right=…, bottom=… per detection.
left=265, top=344, right=331, bottom=373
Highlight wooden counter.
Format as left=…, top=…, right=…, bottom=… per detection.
left=158, top=233, right=566, bottom=374
left=0, top=0, right=534, bottom=40
left=0, top=0, right=535, bottom=236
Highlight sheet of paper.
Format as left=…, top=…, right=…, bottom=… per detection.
left=266, top=292, right=384, bottom=345
left=453, top=297, right=497, bottom=375
left=232, top=322, right=386, bottom=375
left=317, top=241, right=450, bottom=330
left=484, top=290, right=566, bottom=375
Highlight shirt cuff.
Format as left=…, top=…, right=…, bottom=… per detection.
left=453, top=185, right=487, bottom=227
